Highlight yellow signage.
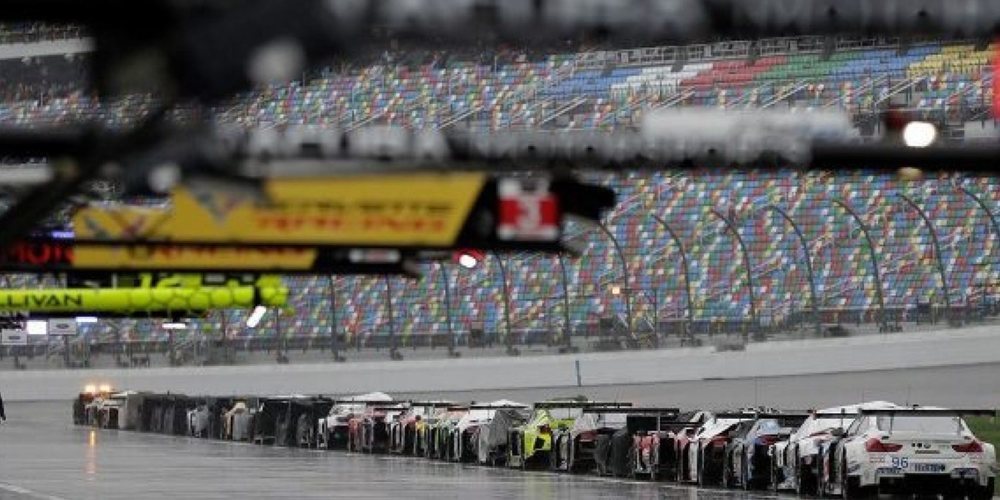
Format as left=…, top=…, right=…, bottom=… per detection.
left=0, top=275, right=288, bottom=314
left=74, top=173, right=487, bottom=247
left=72, top=245, right=319, bottom=271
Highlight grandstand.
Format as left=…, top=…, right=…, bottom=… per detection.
left=2, top=29, right=1000, bottom=368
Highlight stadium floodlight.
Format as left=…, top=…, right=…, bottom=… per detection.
left=75, top=317, right=99, bottom=324
left=162, top=322, right=188, bottom=330
left=902, top=121, right=939, bottom=149
left=246, top=305, right=267, bottom=328
left=457, top=254, right=479, bottom=269
left=26, top=320, right=48, bottom=336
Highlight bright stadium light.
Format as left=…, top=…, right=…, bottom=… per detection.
left=26, top=320, right=47, bottom=336
left=75, top=316, right=99, bottom=324
left=458, top=253, right=479, bottom=269
left=162, top=322, right=188, bottom=330
left=246, top=306, right=267, bottom=328
left=903, top=121, right=938, bottom=148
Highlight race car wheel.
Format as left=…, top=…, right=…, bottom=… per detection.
left=626, top=446, right=639, bottom=480
left=840, top=460, right=875, bottom=500
left=796, top=456, right=817, bottom=496
left=697, top=452, right=708, bottom=487
left=742, top=452, right=752, bottom=491
left=972, top=478, right=995, bottom=500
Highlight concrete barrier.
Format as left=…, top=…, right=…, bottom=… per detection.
left=3, top=325, right=999, bottom=401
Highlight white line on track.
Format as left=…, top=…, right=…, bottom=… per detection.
left=0, top=481, right=71, bottom=500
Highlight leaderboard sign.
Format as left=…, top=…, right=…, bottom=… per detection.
left=1, top=173, right=612, bottom=274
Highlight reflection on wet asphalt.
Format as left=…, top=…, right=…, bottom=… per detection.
left=0, top=402, right=781, bottom=500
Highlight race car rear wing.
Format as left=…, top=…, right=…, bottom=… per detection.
left=712, top=412, right=761, bottom=420
left=409, top=401, right=457, bottom=408
left=372, top=406, right=411, bottom=412
left=592, top=406, right=680, bottom=415
left=858, top=408, right=997, bottom=417
left=328, top=399, right=397, bottom=406
left=812, top=411, right=861, bottom=418
left=534, top=402, right=633, bottom=409
left=754, top=413, right=811, bottom=426
left=469, top=404, right=530, bottom=410
left=623, top=409, right=685, bottom=434
left=858, top=408, right=997, bottom=434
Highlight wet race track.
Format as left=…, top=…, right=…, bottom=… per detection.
left=0, top=402, right=774, bottom=500
left=1, top=364, right=998, bottom=500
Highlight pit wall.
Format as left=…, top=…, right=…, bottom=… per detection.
left=4, top=326, right=999, bottom=401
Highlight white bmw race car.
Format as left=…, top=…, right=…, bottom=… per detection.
left=770, top=400, right=897, bottom=495
left=820, top=407, right=997, bottom=499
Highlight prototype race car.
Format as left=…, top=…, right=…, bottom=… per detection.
left=426, top=406, right=469, bottom=460
left=508, top=401, right=630, bottom=470
left=317, top=392, right=393, bottom=450
left=771, top=401, right=896, bottom=495
left=447, top=401, right=528, bottom=463
left=222, top=399, right=255, bottom=441
left=677, top=411, right=757, bottom=486
left=188, top=400, right=212, bottom=438
left=603, top=408, right=684, bottom=479
left=348, top=402, right=409, bottom=453
left=389, top=402, right=453, bottom=455
left=820, top=407, right=997, bottom=499
left=722, top=413, right=809, bottom=490
left=551, top=405, right=632, bottom=473
left=476, top=406, right=531, bottom=466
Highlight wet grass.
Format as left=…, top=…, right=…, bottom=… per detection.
left=967, top=415, right=1000, bottom=493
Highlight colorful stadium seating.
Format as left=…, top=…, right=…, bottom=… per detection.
left=2, top=36, right=999, bottom=349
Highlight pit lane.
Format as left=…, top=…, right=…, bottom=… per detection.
left=0, top=402, right=773, bottom=500
left=1, top=363, right=998, bottom=499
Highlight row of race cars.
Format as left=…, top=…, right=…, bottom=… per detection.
left=74, top=389, right=998, bottom=498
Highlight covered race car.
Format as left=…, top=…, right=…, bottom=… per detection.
left=771, top=401, right=896, bottom=495
left=447, top=401, right=528, bottom=463
left=252, top=395, right=331, bottom=447
left=142, top=394, right=194, bottom=435
left=677, top=411, right=758, bottom=486
left=820, top=407, right=997, bottom=499
left=424, top=406, right=469, bottom=460
left=597, top=408, right=683, bottom=479
left=188, top=400, right=212, bottom=438
left=223, top=399, right=257, bottom=441
left=477, top=406, right=531, bottom=466
left=722, top=412, right=809, bottom=490
left=317, top=392, right=393, bottom=450
left=507, top=401, right=630, bottom=470
left=390, top=402, right=454, bottom=455
left=349, top=402, right=410, bottom=453
left=551, top=405, right=634, bottom=474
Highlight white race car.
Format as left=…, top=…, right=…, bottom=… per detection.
left=770, top=401, right=897, bottom=495
left=821, top=407, right=997, bottom=499
left=680, top=412, right=757, bottom=486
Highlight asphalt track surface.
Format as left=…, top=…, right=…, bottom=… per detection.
left=0, top=363, right=997, bottom=500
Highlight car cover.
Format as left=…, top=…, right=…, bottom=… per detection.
left=608, top=427, right=633, bottom=477
left=477, top=408, right=529, bottom=463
